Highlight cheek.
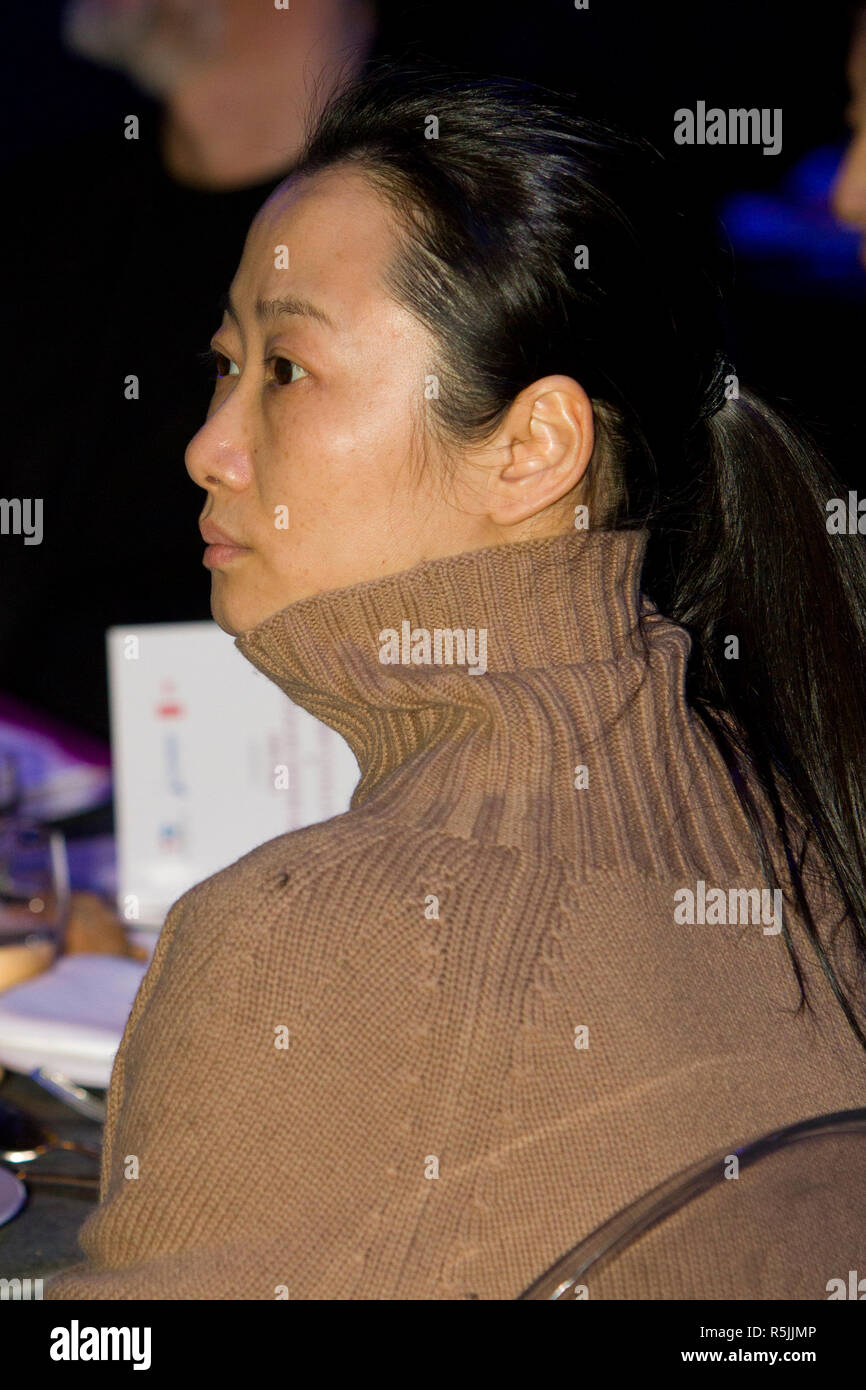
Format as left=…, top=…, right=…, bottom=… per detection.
left=338, top=354, right=426, bottom=485
left=259, top=374, right=419, bottom=513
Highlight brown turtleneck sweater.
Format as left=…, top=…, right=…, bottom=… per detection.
left=46, top=528, right=864, bottom=1299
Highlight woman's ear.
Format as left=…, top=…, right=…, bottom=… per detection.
left=482, top=375, right=594, bottom=527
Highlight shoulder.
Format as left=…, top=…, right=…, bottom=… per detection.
left=160, top=814, right=569, bottom=961
left=163, top=814, right=490, bottom=940
left=190, top=813, right=559, bottom=905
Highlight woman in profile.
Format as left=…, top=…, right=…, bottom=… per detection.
left=49, top=67, right=866, bottom=1300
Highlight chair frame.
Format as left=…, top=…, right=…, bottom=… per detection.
left=517, top=1106, right=866, bottom=1300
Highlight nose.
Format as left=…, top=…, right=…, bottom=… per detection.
left=830, top=130, right=866, bottom=230
left=184, top=394, right=254, bottom=495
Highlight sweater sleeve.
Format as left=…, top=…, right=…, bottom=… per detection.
left=43, top=837, right=494, bottom=1300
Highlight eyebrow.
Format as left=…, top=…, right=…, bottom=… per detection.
left=219, top=289, right=335, bottom=330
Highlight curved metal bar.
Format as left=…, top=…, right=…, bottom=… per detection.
left=518, top=1106, right=866, bottom=1300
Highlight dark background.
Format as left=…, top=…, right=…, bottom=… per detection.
left=2, top=0, right=864, bottom=741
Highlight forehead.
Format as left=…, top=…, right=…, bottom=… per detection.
left=234, top=166, right=401, bottom=318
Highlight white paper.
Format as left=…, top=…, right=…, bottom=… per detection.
left=106, top=622, right=359, bottom=928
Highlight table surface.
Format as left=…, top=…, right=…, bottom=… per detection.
left=0, top=1069, right=103, bottom=1282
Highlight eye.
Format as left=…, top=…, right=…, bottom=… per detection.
left=198, top=346, right=239, bottom=379
left=267, top=356, right=308, bottom=386
left=214, top=350, right=240, bottom=378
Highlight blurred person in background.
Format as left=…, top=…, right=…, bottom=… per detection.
left=832, top=0, right=866, bottom=263
left=711, top=1, right=866, bottom=495
left=1, top=0, right=377, bottom=742
left=63, top=0, right=377, bottom=189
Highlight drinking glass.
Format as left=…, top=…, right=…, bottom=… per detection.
left=0, top=821, right=71, bottom=955
left=0, top=751, right=22, bottom=821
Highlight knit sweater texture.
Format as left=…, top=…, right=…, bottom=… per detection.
left=46, top=527, right=865, bottom=1299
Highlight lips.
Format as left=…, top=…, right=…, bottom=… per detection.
left=199, top=518, right=252, bottom=571
left=199, top=519, right=249, bottom=548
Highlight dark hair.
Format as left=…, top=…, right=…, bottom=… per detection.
left=289, top=63, right=866, bottom=1050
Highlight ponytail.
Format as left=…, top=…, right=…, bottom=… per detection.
left=644, top=387, right=866, bottom=1049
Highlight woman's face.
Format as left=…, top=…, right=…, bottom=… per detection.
left=186, top=167, right=503, bottom=636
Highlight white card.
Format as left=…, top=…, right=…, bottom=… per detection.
left=106, top=622, right=359, bottom=927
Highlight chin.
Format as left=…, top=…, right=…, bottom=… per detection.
left=212, top=612, right=239, bottom=637
left=209, top=586, right=240, bottom=638
left=211, top=609, right=238, bottom=638
left=210, top=580, right=276, bottom=638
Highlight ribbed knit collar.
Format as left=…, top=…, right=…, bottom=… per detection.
left=235, top=527, right=645, bottom=784
left=234, top=527, right=740, bottom=867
